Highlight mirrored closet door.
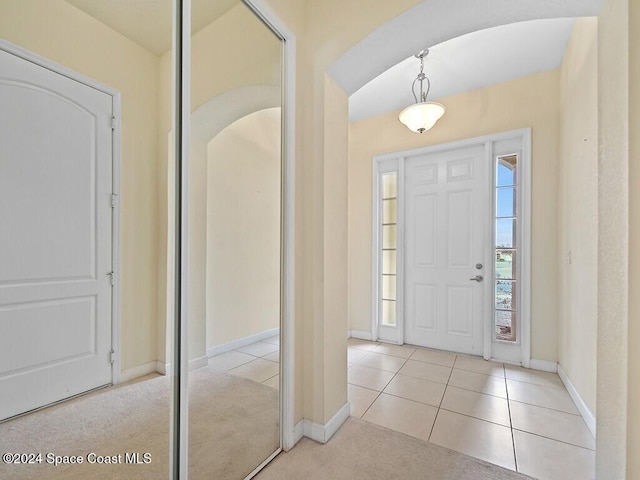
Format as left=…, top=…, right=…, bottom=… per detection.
left=0, top=0, right=173, bottom=478
left=186, top=1, right=283, bottom=477
left=0, top=0, right=285, bottom=478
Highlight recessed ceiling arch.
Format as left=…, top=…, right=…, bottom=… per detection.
left=327, top=0, right=603, bottom=95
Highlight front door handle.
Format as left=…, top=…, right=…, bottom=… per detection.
left=470, top=275, right=484, bottom=282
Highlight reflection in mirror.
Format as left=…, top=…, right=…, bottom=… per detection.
left=0, top=0, right=172, bottom=478
left=187, top=1, right=283, bottom=478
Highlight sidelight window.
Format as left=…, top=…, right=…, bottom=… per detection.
left=380, top=172, right=398, bottom=326
left=495, top=155, right=518, bottom=342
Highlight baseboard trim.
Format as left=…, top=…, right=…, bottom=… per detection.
left=156, top=356, right=209, bottom=376
left=302, top=402, right=350, bottom=444
left=348, top=330, right=372, bottom=341
left=293, top=419, right=304, bottom=446
left=120, top=361, right=158, bottom=383
left=530, top=358, right=558, bottom=373
left=558, top=364, right=596, bottom=438
left=207, top=328, right=280, bottom=358
left=155, top=361, right=168, bottom=375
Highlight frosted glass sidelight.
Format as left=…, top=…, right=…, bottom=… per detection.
left=382, top=275, right=396, bottom=300
left=383, top=198, right=397, bottom=224
left=382, top=250, right=397, bottom=274
left=382, top=300, right=396, bottom=326
left=382, top=225, right=397, bottom=249
left=382, top=172, right=397, bottom=199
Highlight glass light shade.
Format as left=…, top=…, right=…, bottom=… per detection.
left=398, top=102, right=445, bottom=133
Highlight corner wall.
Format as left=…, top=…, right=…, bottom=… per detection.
left=596, top=0, right=630, bottom=477
left=348, top=70, right=561, bottom=363
left=557, top=17, right=598, bottom=417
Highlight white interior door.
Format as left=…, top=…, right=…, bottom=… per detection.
left=0, top=48, right=114, bottom=420
left=404, top=145, right=488, bottom=355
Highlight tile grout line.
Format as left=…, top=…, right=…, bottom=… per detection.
left=359, top=349, right=412, bottom=419
left=504, top=363, right=519, bottom=472
left=426, top=355, right=457, bottom=443
left=511, top=427, right=596, bottom=452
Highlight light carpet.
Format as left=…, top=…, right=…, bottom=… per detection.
left=0, top=367, right=279, bottom=479
left=257, top=417, right=533, bottom=480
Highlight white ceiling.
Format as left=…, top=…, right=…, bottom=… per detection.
left=349, top=17, right=577, bottom=122
left=65, top=0, right=239, bottom=56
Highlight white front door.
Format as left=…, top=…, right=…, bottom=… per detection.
left=404, top=145, right=488, bottom=355
left=0, top=47, right=114, bottom=420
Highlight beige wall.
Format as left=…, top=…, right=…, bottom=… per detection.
left=321, top=75, right=349, bottom=422
left=596, top=0, right=631, bottom=477
left=557, top=18, right=598, bottom=416
left=0, top=0, right=160, bottom=372
left=629, top=3, right=640, bottom=477
left=348, top=70, right=561, bottom=362
left=206, top=108, right=281, bottom=348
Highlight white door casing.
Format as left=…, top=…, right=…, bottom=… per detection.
left=404, top=146, right=488, bottom=355
left=372, top=129, right=531, bottom=365
left=0, top=44, right=116, bottom=420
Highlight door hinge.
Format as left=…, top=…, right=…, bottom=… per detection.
left=110, top=349, right=116, bottom=365
left=111, top=116, right=116, bottom=130
left=111, top=193, right=118, bottom=208
left=107, top=271, right=116, bottom=286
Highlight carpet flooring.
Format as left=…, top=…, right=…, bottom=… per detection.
left=0, top=367, right=279, bottom=479
left=257, top=417, right=533, bottom=480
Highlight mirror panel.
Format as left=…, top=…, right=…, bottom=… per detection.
left=188, top=1, right=283, bottom=478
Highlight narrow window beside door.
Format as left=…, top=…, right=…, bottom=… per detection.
left=381, top=173, right=397, bottom=326
left=495, top=154, right=518, bottom=342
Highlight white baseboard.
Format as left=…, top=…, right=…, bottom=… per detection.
left=348, top=330, right=372, bottom=341
left=558, top=364, right=596, bottom=438
left=120, top=361, right=159, bottom=383
left=155, top=361, right=168, bottom=376
left=293, top=419, right=305, bottom=445
left=156, top=356, right=209, bottom=376
left=302, top=402, right=350, bottom=444
left=206, top=327, right=280, bottom=358
left=189, top=356, right=209, bottom=370
left=530, top=358, right=558, bottom=373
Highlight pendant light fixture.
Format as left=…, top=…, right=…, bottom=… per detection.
left=398, top=49, right=445, bottom=133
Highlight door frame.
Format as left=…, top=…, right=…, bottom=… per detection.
left=0, top=39, right=122, bottom=384
left=372, top=128, right=531, bottom=366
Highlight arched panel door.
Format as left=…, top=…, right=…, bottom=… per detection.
left=0, top=47, right=114, bottom=420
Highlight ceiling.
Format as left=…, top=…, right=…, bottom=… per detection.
left=65, top=0, right=239, bottom=56
left=63, top=1, right=597, bottom=124
left=349, top=17, right=577, bottom=121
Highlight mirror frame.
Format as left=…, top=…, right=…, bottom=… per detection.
left=170, top=0, right=296, bottom=477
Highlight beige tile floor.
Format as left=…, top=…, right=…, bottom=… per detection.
left=348, top=338, right=595, bottom=480
left=209, top=335, right=280, bottom=390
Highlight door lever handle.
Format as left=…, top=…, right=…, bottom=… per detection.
left=470, top=275, right=484, bottom=282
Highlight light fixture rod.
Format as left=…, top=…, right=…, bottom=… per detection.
left=413, top=49, right=431, bottom=103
